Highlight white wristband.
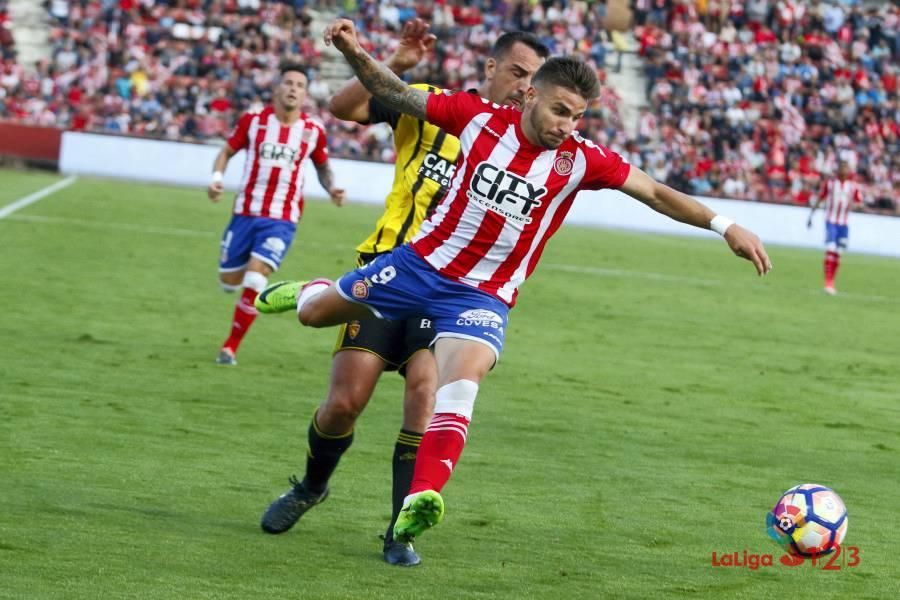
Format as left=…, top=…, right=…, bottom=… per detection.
left=211, top=171, right=224, bottom=185
left=710, top=215, right=735, bottom=236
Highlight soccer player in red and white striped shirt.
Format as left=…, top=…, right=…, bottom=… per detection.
left=207, top=63, right=345, bottom=365
left=806, top=161, right=864, bottom=295
left=257, top=20, right=772, bottom=551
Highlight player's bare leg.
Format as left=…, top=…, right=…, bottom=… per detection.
left=217, top=257, right=273, bottom=365
left=261, top=349, right=385, bottom=534
left=255, top=279, right=372, bottom=325
left=823, top=241, right=844, bottom=295
left=298, top=284, right=373, bottom=326
left=394, top=338, right=494, bottom=542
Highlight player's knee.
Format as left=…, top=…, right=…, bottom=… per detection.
left=219, top=270, right=243, bottom=292
left=434, top=379, right=479, bottom=419
left=323, top=388, right=366, bottom=424
left=297, top=304, right=320, bottom=327
left=406, top=379, right=436, bottom=408
left=242, top=270, right=268, bottom=293
left=404, top=380, right=436, bottom=423
left=298, top=300, right=330, bottom=327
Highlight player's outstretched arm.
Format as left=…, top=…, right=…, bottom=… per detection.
left=619, top=166, right=773, bottom=276
left=314, top=160, right=346, bottom=206
left=328, top=18, right=434, bottom=123
left=323, top=18, right=428, bottom=121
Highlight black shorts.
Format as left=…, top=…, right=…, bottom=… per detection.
left=333, top=252, right=435, bottom=374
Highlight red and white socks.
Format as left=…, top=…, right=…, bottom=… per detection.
left=221, top=271, right=267, bottom=355
left=824, top=250, right=840, bottom=292
left=408, top=379, right=479, bottom=496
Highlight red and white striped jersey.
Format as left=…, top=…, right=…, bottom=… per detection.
left=819, top=176, right=862, bottom=225
left=227, top=107, right=329, bottom=223
left=411, top=91, right=631, bottom=306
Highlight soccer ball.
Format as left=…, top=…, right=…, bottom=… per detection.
left=766, top=484, right=848, bottom=556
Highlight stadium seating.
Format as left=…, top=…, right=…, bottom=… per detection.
left=633, top=0, right=898, bottom=213
left=0, top=1, right=15, bottom=61
left=0, top=0, right=896, bottom=212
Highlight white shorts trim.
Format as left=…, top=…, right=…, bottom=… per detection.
left=249, top=252, right=279, bottom=272
left=433, top=331, right=500, bottom=365
left=218, top=262, right=248, bottom=273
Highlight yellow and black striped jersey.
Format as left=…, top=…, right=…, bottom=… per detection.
left=355, top=84, right=461, bottom=256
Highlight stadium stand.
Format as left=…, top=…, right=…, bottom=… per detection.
left=0, top=0, right=896, bottom=213
left=632, top=0, right=899, bottom=212
left=0, top=1, right=14, bottom=60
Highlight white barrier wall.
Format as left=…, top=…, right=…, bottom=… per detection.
left=60, top=132, right=900, bottom=257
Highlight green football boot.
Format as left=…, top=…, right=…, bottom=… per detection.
left=393, top=490, right=445, bottom=543
left=254, top=280, right=305, bottom=314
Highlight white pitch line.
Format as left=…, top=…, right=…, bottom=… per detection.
left=0, top=176, right=78, bottom=219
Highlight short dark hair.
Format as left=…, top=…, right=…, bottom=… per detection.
left=280, top=61, right=308, bottom=79
left=491, top=31, right=550, bottom=61
left=532, top=57, right=600, bottom=100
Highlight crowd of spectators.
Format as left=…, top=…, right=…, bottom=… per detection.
left=631, top=0, right=899, bottom=212
left=0, top=1, right=15, bottom=61
left=0, top=0, right=896, bottom=212
left=325, top=1, right=624, bottom=160
left=1, top=0, right=328, bottom=138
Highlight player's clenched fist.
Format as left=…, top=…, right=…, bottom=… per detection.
left=323, top=19, right=361, bottom=55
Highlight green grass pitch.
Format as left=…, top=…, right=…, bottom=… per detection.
left=1, top=168, right=898, bottom=599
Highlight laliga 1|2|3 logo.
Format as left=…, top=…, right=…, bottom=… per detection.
left=710, top=545, right=861, bottom=570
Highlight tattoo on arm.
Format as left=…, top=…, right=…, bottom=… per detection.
left=315, top=162, right=334, bottom=191
left=344, top=49, right=428, bottom=120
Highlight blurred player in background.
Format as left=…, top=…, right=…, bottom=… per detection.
left=207, top=62, right=345, bottom=365
left=257, top=21, right=548, bottom=566
left=253, top=19, right=772, bottom=556
left=807, top=161, right=863, bottom=295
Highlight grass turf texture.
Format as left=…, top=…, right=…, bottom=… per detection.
left=1, top=169, right=898, bottom=599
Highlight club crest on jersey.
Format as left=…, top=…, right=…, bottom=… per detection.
left=467, top=162, right=547, bottom=224
left=554, top=151, right=575, bottom=176
left=347, top=320, right=360, bottom=340
left=351, top=280, right=369, bottom=299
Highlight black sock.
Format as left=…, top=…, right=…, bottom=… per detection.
left=384, top=428, right=423, bottom=544
left=301, top=413, right=353, bottom=494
